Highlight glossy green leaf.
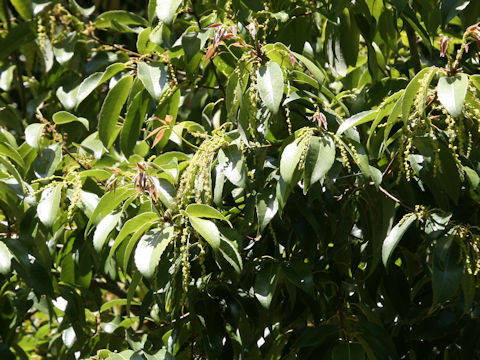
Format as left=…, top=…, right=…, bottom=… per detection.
left=93, top=211, right=122, bottom=252
left=382, top=214, right=417, bottom=267
left=37, top=184, right=62, bottom=228
left=33, top=144, right=63, bottom=178
left=337, top=110, right=378, bottom=135
left=98, top=75, right=133, bottom=148
left=10, top=0, right=32, bottom=20
left=189, top=216, right=220, bottom=250
left=85, top=188, right=136, bottom=235
left=0, top=241, right=12, bottom=275
left=280, top=138, right=308, bottom=186
left=95, top=10, right=148, bottom=31
left=402, top=67, right=437, bottom=122
left=291, top=52, right=325, bottom=84
left=53, top=32, right=77, bottom=65
left=134, top=227, right=174, bottom=278
left=109, top=212, right=159, bottom=258
left=156, top=0, right=182, bottom=25
left=120, top=90, right=149, bottom=156
left=53, top=111, right=89, bottom=130
left=123, top=221, right=156, bottom=271
left=136, top=62, right=168, bottom=101
left=186, top=204, right=226, bottom=220
left=25, top=123, right=45, bottom=149
left=256, top=189, right=279, bottom=233
left=76, top=63, right=126, bottom=107
left=303, top=136, right=335, bottom=191
left=437, top=74, right=468, bottom=118
left=100, top=298, right=141, bottom=312
left=257, top=62, right=284, bottom=114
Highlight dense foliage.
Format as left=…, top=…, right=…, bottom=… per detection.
left=1, top=0, right=480, bottom=358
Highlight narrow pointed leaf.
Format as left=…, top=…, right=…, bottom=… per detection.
left=109, top=212, right=159, bottom=258
left=189, top=216, right=220, bottom=250
left=98, top=75, right=133, bottom=148
left=93, top=211, right=122, bottom=252
left=382, top=214, right=416, bottom=267
left=0, top=241, right=12, bottom=275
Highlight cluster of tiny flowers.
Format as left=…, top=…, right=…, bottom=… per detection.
left=333, top=134, right=351, bottom=173
left=66, top=172, right=82, bottom=225
left=175, top=131, right=228, bottom=208
left=457, top=227, right=480, bottom=276
left=297, top=127, right=315, bottom=170
left=179, top=227, right=191, bottom=306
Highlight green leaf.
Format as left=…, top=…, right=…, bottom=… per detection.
left=402, top=67, right=437, bottom=123
left=303, top=136, right=335, bottom=191
left=25, top=123, right=45, bottom=149
left=136, top=62, right=168, bottom=101
left=0, top=241, right=12, bottom=275
left=86, top=188, right=136, bottom=235
left=254, top=262, right=279, bottom=308
left=76, top=63, right=126, bottom=107
left=257, top=62, right=284, bottom=114
left=33, top=144, right=63, bottom=178
left=100, top=298, right=141, bottom=312
left=0, top=156, right=24, bottom=192
left=0, top=141, right=24, bottom=170
left=337, top=110, right=378, bottom=135
left=217, top=236, right=243, bottom=275
left=432, top=235, right=463, bottom=304
left=382, top=214, right=417, bottom=267
left=123, top=221, right=156, bottom=271
left=189, top=216, right=220, bottom=250
left=95, top=10, right=148, bottom=31
left=53, top=111, right=89, bottom=130
left=256, top=189, right=279, bottom=233
left=464, top=166, right=479, bottom=189
left=437, top=74, right=468, bottom=118
left=291, top=52, right=325, bottom=84
left=134, top=227, right=174, bottom=278
left=10, top=0, right=32, bottom=20
left=156, top=0, right=182, bottom=25
left=0, top=65, right=16, bottom=91
left=217, top=145, right=247, bottom=187
left=109, top=212, right=159, bottom=258
left=186, top=204, right=226, bottom=220
left=0, top=21, right=35, bottom=62
left=37, top=184, right=62, bottom=228
left=120, top=90, right=149, bottom=156
left=98, top=75, right=133, bottom=148
left=127, top=271, right=142, bottom=314
left=93, top=211, right=122, bottom=252
left=280, top=138, right=308, bottom=186
left=53, top=32, right=77, bottom=65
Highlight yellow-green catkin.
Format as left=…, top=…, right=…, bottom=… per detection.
left=333, top=134, right=351, bottom=173
left=180, top=227, right=191, bottom=306
left=175, top=131, right=228, bottom=208
left=403, top=137, right=413, bottom=182
left=297, top=127, right=314, bottom=170
left=285, top=80, right=293, bottom=135
left=67, top=172, right=82, bottom=225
